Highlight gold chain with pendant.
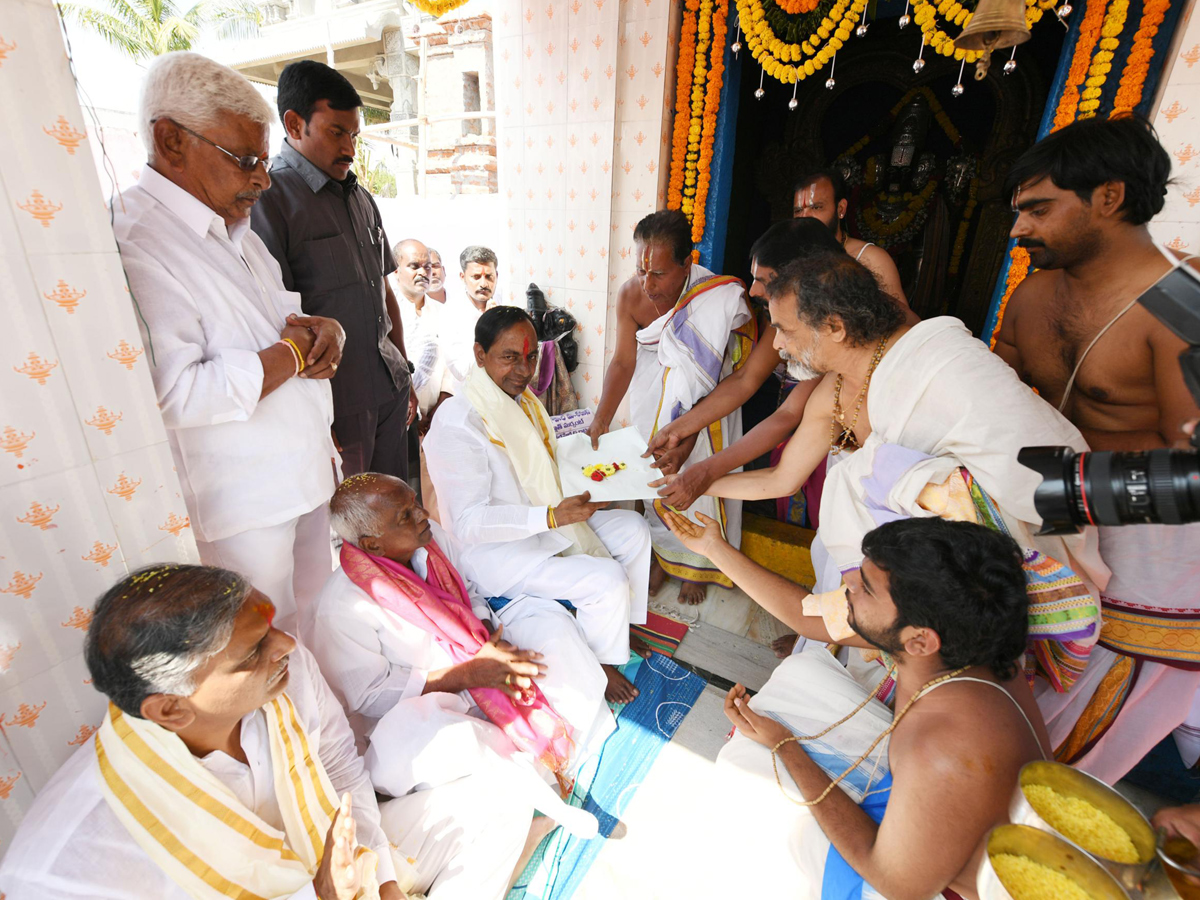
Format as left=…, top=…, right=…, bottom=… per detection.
left=830, top=335, right=889, bottom=455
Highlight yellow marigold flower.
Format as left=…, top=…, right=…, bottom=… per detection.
left=1095, top=50, right=1114, bottom=62
left=804, top=59, right=815, bottom=75
left=1099, top=37, right=1119, bottom=49
left=1081, top=86, right=1102, bottom=99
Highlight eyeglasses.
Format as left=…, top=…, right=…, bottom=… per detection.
left=162, top=119, right=272, bottom=173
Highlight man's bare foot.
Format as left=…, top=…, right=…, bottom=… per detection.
left=678, top=581, right=707, bottom=606
left=772, top=634, right=799, bottom=658
left=648, top=556, right=667, bottom=596
left=603, top=664, right=640, bottom=703
left=630, top=632, right=653, bottom=659
left=507, top=815, right=559, bottom=891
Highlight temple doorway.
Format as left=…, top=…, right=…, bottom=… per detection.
left=721, top=4, right=1068, bottom=334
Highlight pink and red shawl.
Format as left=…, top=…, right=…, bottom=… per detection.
left=341, top=541, right=574, bottom=779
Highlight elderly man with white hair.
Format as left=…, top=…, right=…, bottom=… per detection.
left=308, top=473, right=615, bottom=793
left=113, top=52, right=345, bottom=630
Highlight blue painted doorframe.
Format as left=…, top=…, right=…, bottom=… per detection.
left=696, top=15, right=742, bottom=272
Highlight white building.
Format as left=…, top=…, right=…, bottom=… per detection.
left=219, top=0, right=497, bottom=197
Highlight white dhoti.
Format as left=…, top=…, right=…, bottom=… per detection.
left=1036, top=521, right=1200, bottom=782
left=505, top=508, right=652, bottom=664
left=711, top=649, right=894, bottom=900
left=629, top=265, right=752, bottom=587
left=196, top=502, right=334, bottom=633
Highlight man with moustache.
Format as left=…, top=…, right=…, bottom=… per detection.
left=441, top=245, right=501, bottom=396
left=995, top=115, right=1200, bottom=782
left=656, top=249, right=1107, bottom=714
left=425, top=307, right=652, bottom=703
left=111, top=52, right=344, bottom=631
left=392, top=238, right=449, bottom=420
left=252, top=60, right=416, bottom=480
left=0, top=565, right=534, bottom=899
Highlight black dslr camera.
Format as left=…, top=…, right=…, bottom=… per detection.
left=1020, top=262, right=1200, bottom=535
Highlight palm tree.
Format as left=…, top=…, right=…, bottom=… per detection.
left=57, top=0, right=261, bottom=63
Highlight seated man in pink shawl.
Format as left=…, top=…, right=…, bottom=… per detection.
left=308, top=473, right=614, bottom=850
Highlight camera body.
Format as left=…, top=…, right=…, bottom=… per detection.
left=1021, top=262, right=1200, bottom=534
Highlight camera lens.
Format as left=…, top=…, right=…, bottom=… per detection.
left=1019, top=446, right=1200, bottom=534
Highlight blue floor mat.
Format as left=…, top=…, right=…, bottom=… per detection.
left=506, top=653, right=707, bottom=900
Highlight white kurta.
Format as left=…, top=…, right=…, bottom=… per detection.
left=305, top=524, right=614, bottom=762
left=113, top=165, right=338, bottom=628
left=629, top=265, right=752, bottom=580
left=113, top=165, right=337, bottom=543
left=424, top=394, right=651, bottom=663
left=438, top=289, right=491, bottom=396
left=397, top=291, right=449, bottom=413
left=0, top=646, right=394, bottom=900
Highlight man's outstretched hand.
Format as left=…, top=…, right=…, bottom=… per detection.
left=649, top=461, right=714, bottom=511
left=659, top=504, right=726, bottom=558
left=553, top=491, right=609, bottom=526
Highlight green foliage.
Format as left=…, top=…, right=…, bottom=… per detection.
left=353, top=141, right=397, bottom=199
left=57, top=0, right=261, bottom=62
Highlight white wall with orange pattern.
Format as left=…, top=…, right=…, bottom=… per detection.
left=0, top=0, right=199, bottom=849
left=1151, top=2, right=1200, bottom=251
left=493, top=0, right=679, bottom=425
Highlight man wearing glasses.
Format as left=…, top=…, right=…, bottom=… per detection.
left=112, top=52, right=346, bottom=632
left=252, top=60, right=416, bottom=482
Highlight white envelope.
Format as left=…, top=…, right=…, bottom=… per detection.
left=557, top=426, right=663, bottom=501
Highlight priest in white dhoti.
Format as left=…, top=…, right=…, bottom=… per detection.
left=0, top=564, right=534, bottom=900
left=663, top=515, right=1048, bottom=899
left=588, top=210, right=754, bottom=606
left=424, top=306, right=652, bottom=704
left=308, top=472, right=613, bottom=814
left=113, top=52, right=344, bottom=631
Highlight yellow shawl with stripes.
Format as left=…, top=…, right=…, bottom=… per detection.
left=464, top=363, right=609, bottom=560
left=95, top=695, right=374, bottom=900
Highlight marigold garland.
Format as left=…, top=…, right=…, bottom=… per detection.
left=681, top=0, right=713, bottom=219
left=668, top=0, right=731, bottom=248
left=668, top=0, right=700, bottom=209
left=1078, top=0, right=1130, bottom=116
left=860, top=181, right=939, bottom=237
left=1112, top=0, right=1169, bottom=113
left=989, top=246, right=1031, bottom=349
left=737, top=0, right=868, bottom=84
left=408, top=0, right=472, bottom=16
left=776, top=0, right=821, bottom=14
left=1053, top=0, right=1108, bottom=129
left=948, top=176, right=980, bottom=276
left=691, top=0, right=730, bottom=242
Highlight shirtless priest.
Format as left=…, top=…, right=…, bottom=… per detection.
left=675, top=515, right=1048, bottom=899
left=424, top=306, right=652, bottom=703
left=588, top=209, right=753, bottom=605
left=0, top=565, right=534, bottom=900
left=309, top=472, right=614, bottom=810
left=995, top=113, right=1200, bottom=782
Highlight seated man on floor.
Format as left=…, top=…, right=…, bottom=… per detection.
left=309, top=472, right=613, bottom=816
left=0, top=565, right=535, bottom=900
left=424, top=306, right=652, bottom=703
left=588, top=209, right=754, bottom=606
left=676, top=516, right=1048, bottom=898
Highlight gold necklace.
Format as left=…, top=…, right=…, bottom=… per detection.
left=830, top=335, right=889, bottom=454
left=770, top=665, right=970, bottom=807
